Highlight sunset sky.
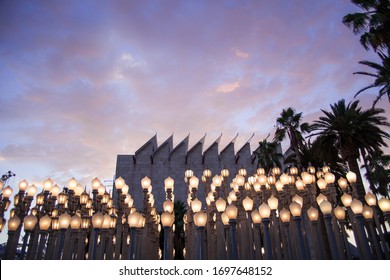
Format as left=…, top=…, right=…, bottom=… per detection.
left=1, top=0, right=389, bottom=190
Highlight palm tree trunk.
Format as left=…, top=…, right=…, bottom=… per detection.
left=347, top=157, right=366, bottom=202
left=289, top=129, right=302, bottom=169
left=360, top=148, right=376, bottom=194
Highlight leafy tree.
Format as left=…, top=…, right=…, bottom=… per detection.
left=361, top=150, right=390, bottom=197
left=353, top=52, right=390, bottom=106
left=310, top=99, right=390, bottom=200
left=254, top=134, right=283, bottom=172
left=274, top=107, right=311, bottom=169
left=343, top=0, right=390, bottom=54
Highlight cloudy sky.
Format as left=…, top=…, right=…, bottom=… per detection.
left=1, top=0, right=389, bottom=189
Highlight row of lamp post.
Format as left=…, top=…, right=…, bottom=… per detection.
left=0, top=164, right=390, bottom=260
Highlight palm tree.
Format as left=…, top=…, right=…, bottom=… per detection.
left=173, top=200, right=186, bottom=259
left=353, top=52, right=390, bottom=106
left=343, top=0, right=390, bottom=54
left=254, top=134, right=283, bottom=172
left=310, top=99, right=390, bottom=201
left=274, top=107, right=311, bottom=169
left=361, top=150, right=390, bottom=197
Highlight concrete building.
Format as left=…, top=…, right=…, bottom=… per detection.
left=114, top=134, right=276, bottom=211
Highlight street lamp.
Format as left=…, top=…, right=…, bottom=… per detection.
left=350, top=199, right=372, bottom=259
left=194, top=211, right=207, bottom=260
left=161, top=211, right=174, bottom=260
left=259, top=203, right=272, bottom=259
left=226, top=204, right=238, bottom=260
left=319, top=200, right=340, bottom=259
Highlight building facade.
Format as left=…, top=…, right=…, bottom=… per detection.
left=114, top=134, right=279, bottom=211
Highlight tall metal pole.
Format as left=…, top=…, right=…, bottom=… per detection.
left=262, top=218, right=273, bottom=260
left=323, top=214, right=340, bottom=260
left=354, top=214, right=373, bottom=260
left=228, top=219, right=238, bottom=260
left=292, top=216, right=308, bottom=260
left=197, top=226, right=205, bottom=260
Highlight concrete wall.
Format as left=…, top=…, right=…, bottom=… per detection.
left=114, top=135, right=260, bottom=212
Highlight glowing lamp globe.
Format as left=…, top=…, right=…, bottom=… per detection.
left=97, top=184, right=106, bottom=196
left=194, top=211, right=207, bottom=227
left=185, top=169, right=194, bottom=179
left=251, top=209, right=262, bottom=224
left=238, top=168, right=247, bottom=177
left=92, top=212, right=104, bottom=229
left=122, top=184, right=129, bottom=194
left=275, top=180, right=284, bottom=192
left=317, top=178, right=327, bottom=190
left=259, top=203, right=271, bottom=219
left=228, top=190, right=237, bottom=202
left=226, top=204, right=238, bottom=220
left=248, top=176, right=256, bottom=185
left=164, top=177, right=174, bottom=191
left=272, top=166, right=281, bottom=176
left=267, top=195, right=279, bottom=210
left=337, top=177, right=348, bottom=190
left=279, top=208, right=291, bottom=223
left=221, top=168, right=229, bottom=178
left=24, top=214, right=38, bottom=231
left=18, top=180, right=28, bottom=191
left=324, top=172, right=335, bottom=184
left=319, top=200, right=332, bottom=215
left=8, top=216, right=21, bottom=231
left=59, top=213, right=71, bottom=229
left=128, top=212, right=141, bottom=228
left=290, top=165, right=298, bottom=175
left=235, top=175, right=245, bottom=187
left=307, top=207, right=319, bottom=221
left=302, top=172, right=312, bottom=185
left=280, top=173, right=290, bottom=185
left=364, top=192, right=377, bottom=206
left=221, top=212, right=229, bottom=225
left=316, top=193, right=327, bottom=206
left=378, top=197, right=390, bottom=213
left=215, top=198, right=227, bottom=213
left=253, top=182, right=261, bottom=192
left=334, top=206, right=346, bottom=220
left=292, top=194, right=303, bottom=207
left=258, top=174, right=267, bottom=185
left=189, top=176, right=199, bottom=190
left=212, top=175, right=222, bottom=187
left=39, top=215, right=51, bottom=231
left=51, top=185, right=61, bottom=197
left=43, top=178, right=54, bottom=192
left=74, top=184, right=84, bottom=197
left=141, top=176, right=151, bottom=190
left=267, top=175, right=275, bottom=185
left=101, top=214, right=111, bottom=229
left=341, top=193, right=352, bottom=207
left=243, top=196, right=254, bottom=211
left=2, top=186, right=13, bottom=198
left=363, top=205, right=373, bottom=219
left=67, top=177, right=77, bottom=191
left=350, top=199, right=363, bottom=214
left=295, top=178, right=305, bottom=191
left=203, top=169, right=212, bottom=178
left=161, top=212, right=174, bottom=227
left=163, top=200, right=174, bottom=213
left=27, top=184, right=38, bottom=197
left=289, top=202, right=302, bottom=217
left=191, top=198, right=202, bottom=213
left=346, top=171, right=357, bottom=183
left=257, top=167, right=265, bottom=175
left=70, top=214, right=82, bottom=230
left=114, top=177, right=125, bottom=190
